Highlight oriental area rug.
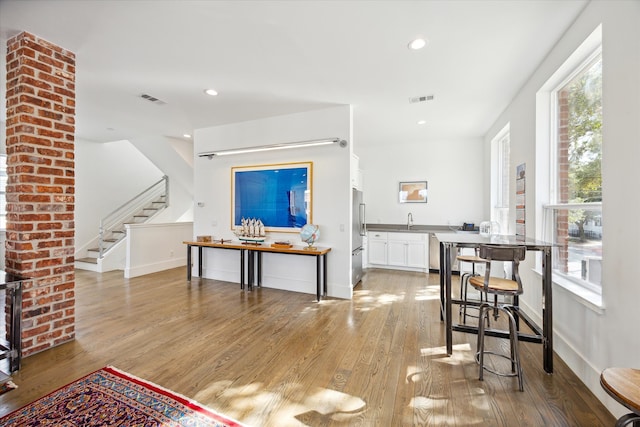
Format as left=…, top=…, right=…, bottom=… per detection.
left=0, top=366, right=247, bottom=427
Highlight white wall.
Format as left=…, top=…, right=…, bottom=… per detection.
left=75, top=138, right=195, bottom=257
left=75, top=139, right=165, bottom=251
left=125, top=222, right=193, bottom=278
left=193, top=106, right=353, bottom=299
left=129, top=135, right=194, bottom=223
left=359, top=138, right=485, bottom=227
left=483, top=1, right=640, bottom=418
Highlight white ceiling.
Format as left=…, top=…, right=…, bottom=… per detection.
left=0, top=0, right=588, bottom=148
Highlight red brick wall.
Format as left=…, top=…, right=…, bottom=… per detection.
left=4, top=32, right=76, bottom=356
left=557, top=89, right=569, bottom=274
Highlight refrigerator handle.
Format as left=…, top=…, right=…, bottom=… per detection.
left=359, top=203, right=366, bottom=236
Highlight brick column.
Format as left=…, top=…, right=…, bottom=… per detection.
left=556, top=89, right=570, bottom=274
left=5, top=32, right=76, bottom=356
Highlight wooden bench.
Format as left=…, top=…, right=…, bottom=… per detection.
left=601, top=368, right=640, bottom=426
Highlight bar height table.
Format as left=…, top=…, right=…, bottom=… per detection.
left=435, top=233, right=554, bottom=373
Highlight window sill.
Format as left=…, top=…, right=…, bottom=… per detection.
left=532, top=268, right=604, bottom=314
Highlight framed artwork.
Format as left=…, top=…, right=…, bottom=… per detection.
left=231, top=162, right=312, bottom=232
left=399, top=181, right=428, bottom=203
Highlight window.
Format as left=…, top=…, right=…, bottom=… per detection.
left=538, top=27, right=602, bottom=296
left=491, top=124, right=510, bottom=234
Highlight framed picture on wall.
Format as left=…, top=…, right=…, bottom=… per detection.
left=399, top=181, right=427, bottom=203
left=231, top=161, right=313, bottom=232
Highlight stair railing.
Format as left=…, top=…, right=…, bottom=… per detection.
left=98, top=175, right=169, bottom=258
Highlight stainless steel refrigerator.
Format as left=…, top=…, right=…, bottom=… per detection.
left=352, top=188, right=365, bottom=286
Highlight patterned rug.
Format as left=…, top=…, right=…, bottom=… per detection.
left=0, top=366, right=247, bottom=426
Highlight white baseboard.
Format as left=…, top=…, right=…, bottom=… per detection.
left=125, top=257, right=187, bottom=278
left=518, top=300, right=620, bottom=417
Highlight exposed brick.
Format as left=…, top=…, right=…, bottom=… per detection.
left=23, top=324, right=51, bottom=339
left=16, top=134, right=52, bottom=146
left=18, top=94, right=52, bottom=110
left=18, top=74, right=52, bottom=91
left=6, top=31, right=76, bottom=355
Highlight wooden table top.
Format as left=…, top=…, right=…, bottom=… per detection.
left=183, top=240, right=332, bottom=256
left=601, top=367, right=640, bottom=413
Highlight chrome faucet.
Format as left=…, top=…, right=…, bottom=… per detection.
left=407, top=212, right=413, bottom=229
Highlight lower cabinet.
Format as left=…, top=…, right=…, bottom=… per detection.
left=368, top=232, right=388, bottom=265
left=367, top=231, right=428, bottom=271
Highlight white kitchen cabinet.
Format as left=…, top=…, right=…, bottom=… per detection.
left=367, top=231, right=428, bottom=272
left=387, top=233, right=407, bottom=266
left=406, top=239, right=428, bottom=268
left=367, top=231, right=387, bottom=265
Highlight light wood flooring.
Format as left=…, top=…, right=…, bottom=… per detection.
left=0, top=267, right=615, bottom=426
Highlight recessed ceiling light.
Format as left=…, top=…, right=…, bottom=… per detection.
left=183, top=133, right=192, bottom=138
left=417, top=120, right=427, bottom=125
left=408, top=38, right=427, bottom=50
left=204, top=89, right=218, bottom=96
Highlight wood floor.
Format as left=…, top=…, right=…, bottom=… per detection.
left=0, top=267, right=614, bottom=426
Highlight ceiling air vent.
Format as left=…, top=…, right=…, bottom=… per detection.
left=409, top=95, right=434, bottom=104
left=139, top=93, right=166, bottom=105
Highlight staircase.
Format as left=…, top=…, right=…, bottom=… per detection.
left=75, top=176, right=169, bottom=271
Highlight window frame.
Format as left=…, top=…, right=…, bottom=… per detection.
left=535, top=25, right=603, bottom=301
left=491, top=124, right=510, bottom=234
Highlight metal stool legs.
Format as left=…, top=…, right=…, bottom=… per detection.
left=476, top=302, right=524, bottom=391
left=458, top=257, right=487, bottom=324
left=614, top=413, right=640, bottom=427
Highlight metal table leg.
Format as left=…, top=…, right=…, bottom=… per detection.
left=542, top=246, right=553, bottom=373
left=240, top=249, right=245, bottom=290
left=187, top=244, right=192, bottom=281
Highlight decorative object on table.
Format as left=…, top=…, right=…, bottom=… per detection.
left=479, top=221, right=501, bottom=237
left=398, top=180, right=427, bottom=203
left=234, top=217, right=266, bottom=244
left=0, top=366, right=247, bottom=427
left=271, top=241, right=293, bottom=249
left=197, top=235, right=212, bottom=242
left=232, top=162, right=313, bottom=232
left=300, top=223, right=320, bottom=249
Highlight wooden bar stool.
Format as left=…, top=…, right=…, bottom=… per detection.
left=600, top=367, right=640, bottom=426
left=469, top=244, right=527, bottom=391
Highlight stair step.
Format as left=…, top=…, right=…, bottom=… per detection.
left=75, top=257, right=98, bottom=264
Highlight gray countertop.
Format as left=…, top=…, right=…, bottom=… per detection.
left=365, top=223, right=455, bottom=234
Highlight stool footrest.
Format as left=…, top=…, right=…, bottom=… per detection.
left=475, top=351, right=521, bottom=378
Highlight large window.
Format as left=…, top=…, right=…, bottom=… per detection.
left=539, top=30, right=602, bottom=295
left=491, top=125, right=510, bottom=234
